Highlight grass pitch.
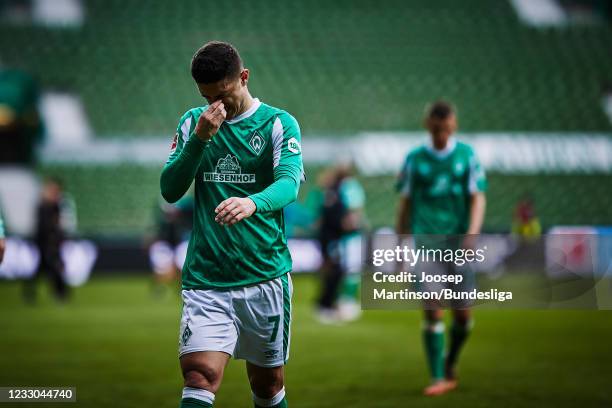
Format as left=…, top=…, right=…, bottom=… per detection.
left=0, top=274, right=610, bottom=407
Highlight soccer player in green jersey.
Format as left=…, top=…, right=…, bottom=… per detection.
left=161, top=41, right=303, bottom=408
left=395, top=101, right=486, bottom=396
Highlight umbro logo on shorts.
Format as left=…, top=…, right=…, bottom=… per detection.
left=264, top=349, right=279, bottom=360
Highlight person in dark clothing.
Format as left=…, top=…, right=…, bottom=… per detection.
left=317, top=169, right=346, bottom=312
left=0, top=212, right=5, bottom=264
left=316, top=161, right=366, bottom=323
left=147, top=195, right=194, bottom=297
left=24, top=178, right=69, bottom=302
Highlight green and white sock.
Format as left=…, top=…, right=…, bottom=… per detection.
left=180, top=387, right=214, bottom=407
left=253, top=387, right=287, bottom=408
left=339, top=273, right=360, bottom=301
left=423, top=320, right=445, bottom=382
left=446, top=319, right=473, bottom=372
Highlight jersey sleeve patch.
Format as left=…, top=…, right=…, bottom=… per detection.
left=287, top=137, right=300, bottom=154
left=170, top=133, right=178, bottom=153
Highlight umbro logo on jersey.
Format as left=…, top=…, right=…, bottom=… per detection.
left=203, top=154, right=256, bottom=183
left=249, top=131, right=266, bottom=155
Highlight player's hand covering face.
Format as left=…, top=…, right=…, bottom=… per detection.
left=214, top=197, right=257, bottom=226
left=194, top=100, right=227, bottom=141
left=197, top=70, right=249, bottom=121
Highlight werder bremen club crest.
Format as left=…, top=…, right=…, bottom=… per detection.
left=249, top=130, right=266, bottom=155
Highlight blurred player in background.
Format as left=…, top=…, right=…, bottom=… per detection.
left=0, top=68, right=43, bottom=165
left=317, top=160, right=366, bottom=323
left=24, top=177, right=71, bottom=303
left=396, top=101, right=486, bottom=396
left=0, top=212, right=5, bottom=264
left=160, top=41, right=303, bottom=408
left=147, top=195, right=193, bottom=297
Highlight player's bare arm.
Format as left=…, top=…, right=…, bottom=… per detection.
left=394, top=196, right=411, bottom=273
left=395, top=196, right=411, bottom=235
left=467, top=192, right=486, bottom=235
left=0, top=238, right=5, bottom=264
left=462, top=192, right=486, bottom=249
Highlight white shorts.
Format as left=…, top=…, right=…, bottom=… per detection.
left=149, top=240, right=189, bottom=275
left=179, top=274, right=292, bottom=367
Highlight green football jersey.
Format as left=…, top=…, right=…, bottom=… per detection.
left=166, top=99, right=304, bottom=289
left=339, top=177, right=365, bottom=211
left=396, top=138, right=486, bottom=234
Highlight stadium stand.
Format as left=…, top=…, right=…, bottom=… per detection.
left=1, top=0, right=610, bottom=235
left=36, top=165, right=612, bottom=235
left=1, top=0, right=611, bottom=134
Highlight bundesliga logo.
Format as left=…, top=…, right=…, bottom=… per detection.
left=203, top=154, right=256, bottom=183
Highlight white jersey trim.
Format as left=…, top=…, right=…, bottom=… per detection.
left=180, top=117, right=192, bottom=142
left=272, top=117, right=283, bottom=168
left=225, top=98, right=261, bottom=124
left=425, top=137, right=457, bottom=160
left=271, top=113, right=306, bottom=182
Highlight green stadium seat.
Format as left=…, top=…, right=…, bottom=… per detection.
left=0, top=0, right=608, bottom=234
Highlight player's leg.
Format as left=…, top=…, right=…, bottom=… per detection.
left=417, top=258, right=449, bottom=395
left=49, top=256, right=69, bottom=301
left=445, top=259, right=476, bottom=385
left=317, top=240, right=344, bottom=322
left=24, top=252, right=48, bottom=303
left=446, top=307, right=473, bottom=383
left=317, top=260, right=343, bottom=323
left=234, top=274, right=292, bottom=407
left=337, top=233, right=362, bottom=322
left=178, top=289, right=237, bottom=407
left=246, top=363, right=287, bottom=408
left=148, top=240, right=176, bottom=297
left=180, top=351, right=229, bottom=407
left=422, top=306, right=447, bottom=396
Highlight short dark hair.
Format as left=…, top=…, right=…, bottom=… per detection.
left=426, top=100, right=456, bottom=120
left=191, top=41, right=242, bottom=84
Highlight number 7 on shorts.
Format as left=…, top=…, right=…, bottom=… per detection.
left=268, top=315, right=280, bottom=342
